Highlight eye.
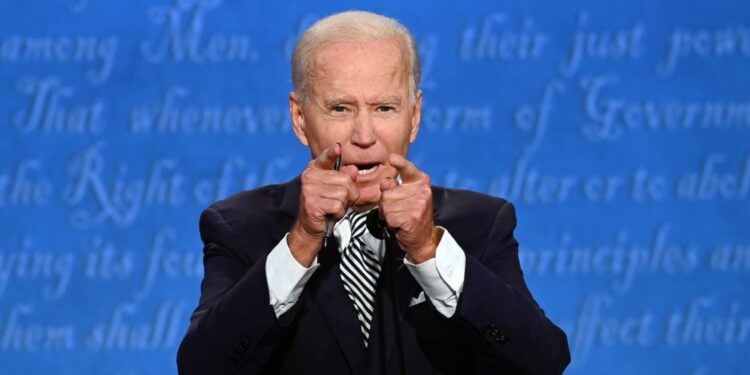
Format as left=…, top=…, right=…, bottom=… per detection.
left=329, top=105, right=352, bottom=115
left=377, top=105, right=395, bottom=112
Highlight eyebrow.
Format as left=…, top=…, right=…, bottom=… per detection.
left=322, top=98, right=350, bottom=107
left=321, top=96, right=402, bottom=108
left=371, top=96, right=402, bottom=105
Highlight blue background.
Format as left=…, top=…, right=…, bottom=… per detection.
left=1, top=0, right=749, bottom=373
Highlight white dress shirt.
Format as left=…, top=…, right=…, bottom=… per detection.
left=265, top=212, right=466, bottom=318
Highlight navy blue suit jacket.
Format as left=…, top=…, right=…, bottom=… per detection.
left=177, top=178, right=570, bottom=374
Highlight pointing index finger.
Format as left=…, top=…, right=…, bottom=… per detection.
left=388, top=154, right=422, bottom=183
left=310, top=143, right=342, bottom=170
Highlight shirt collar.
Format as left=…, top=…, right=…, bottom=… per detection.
left=333, top=208, right=386, bottom=263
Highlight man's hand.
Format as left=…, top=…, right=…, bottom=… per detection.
left=379, top=154, right=442, bottom=264
left=288, top=143, right=359, bottom=267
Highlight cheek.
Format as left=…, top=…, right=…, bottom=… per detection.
left=307, top=120, right=350, bottom=152
left=378, top=128, right=412, bottom=154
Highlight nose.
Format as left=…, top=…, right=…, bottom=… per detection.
left=350, top=110, right=377, bottom=148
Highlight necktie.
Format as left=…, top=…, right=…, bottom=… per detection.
left=339, top=210, right=382, bottom=347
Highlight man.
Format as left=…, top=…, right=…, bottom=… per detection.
left=177, top=10, right=569, bottom=375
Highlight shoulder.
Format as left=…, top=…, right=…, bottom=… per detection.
left=198, top=178, right=298, bottom=252
left=432, top=185, right=513, bottom=223
left=206, top=180, right=290, bottom=223
left=432, top=185, right=516, bottom=251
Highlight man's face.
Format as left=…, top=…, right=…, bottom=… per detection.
left=290, top=38, right=423, bottom=208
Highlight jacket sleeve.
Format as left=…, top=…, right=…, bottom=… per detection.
left=176, top=207, right=298, bottom=374
left=454, top=201, right=571, bottom=374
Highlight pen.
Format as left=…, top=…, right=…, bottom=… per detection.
left=323, top=145, right=342, bottom=247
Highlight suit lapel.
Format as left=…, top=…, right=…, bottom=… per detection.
left=308, top=239, right=367, bottom=372
left=373, top=237, right=420, bottom=371
left=277, top=178, right=367, bottom=371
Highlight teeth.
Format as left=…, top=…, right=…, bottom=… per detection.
left=358, top=164, right=379, bottom=175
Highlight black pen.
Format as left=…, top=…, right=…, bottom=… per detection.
left=323, top=145, right=341, bottom=247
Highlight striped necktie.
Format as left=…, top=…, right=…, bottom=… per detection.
left=339, top=210, right=382, bottom=348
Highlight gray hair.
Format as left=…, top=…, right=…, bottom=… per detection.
left=291, top=10, right=421, bottom=103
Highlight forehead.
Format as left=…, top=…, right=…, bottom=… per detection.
left=308, top=39, right=410, bottom=97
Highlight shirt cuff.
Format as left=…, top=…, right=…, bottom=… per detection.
left=265, top=233, right=320, bottom=317
left=403, top=226, right=466, bottom=317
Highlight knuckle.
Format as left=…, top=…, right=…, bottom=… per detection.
left=385, top=215, right=397, bottom=228
left=334, top=174, right=348, bottom=185
left=420, top=185, right=431, bottom=196
left=402, top=222, right=414, bottom=232
left=336, top=187, right=348, bottom=201
left=301, top=169, right=315, bottom=183
left=397, top=217, right=408, bottom=230
left=334, top=200, right=345, bottom=211
left=412, top=211, right=421, bottom=221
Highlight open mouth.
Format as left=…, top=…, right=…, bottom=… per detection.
left=354, top=163, right=380, bottom=176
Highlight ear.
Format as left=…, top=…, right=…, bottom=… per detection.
left=289, top=91, right=309, bottom=146
left=408, top=89, right=423, bottom=144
